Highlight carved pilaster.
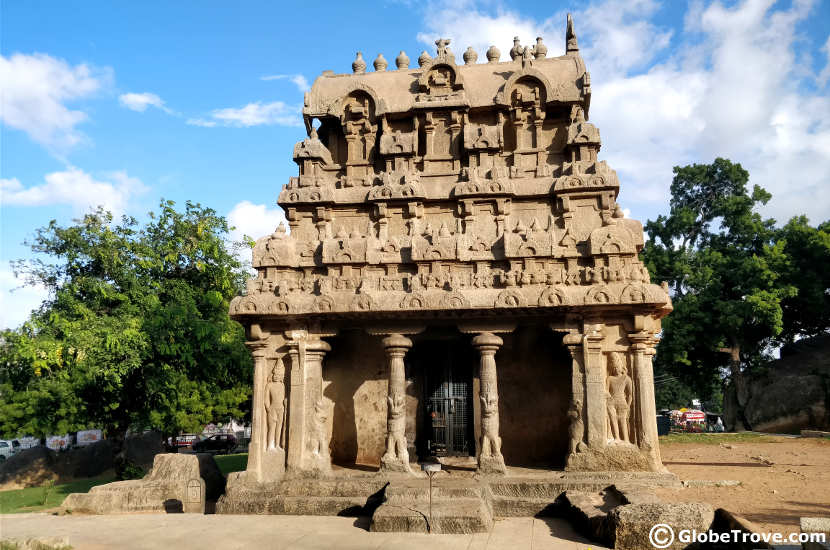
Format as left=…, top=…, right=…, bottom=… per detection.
left=562, top=330, right=587, bottom=463
left=285, top=331, right=332, bottom=475
left=582, top=322, right=607, bottom=449
left=246, top=334, right=270, bottom=482
left=629, top=331, right=663, bottom=470
left=380, top=334, right=413, bottom=473
left=473, top=332, right=506, bottom=475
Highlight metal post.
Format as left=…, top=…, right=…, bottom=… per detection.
left=421, top=462, right=441, bottom=533
left=428, top=471, right=433, bottom=531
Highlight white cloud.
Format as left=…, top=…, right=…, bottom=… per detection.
left=187, top=101, right=302, bottom=128
left=1, top=167, right=146, bottom=216
left=260, top=74, right=311, bottom=92
left=227, top=200, right=287, bottom=266
left=413, top=0, right=830, bottom=224
left=0, top=267, right=49, bottom=329
left=185, top=118, right=217, bottom=127
left=0, top=53, right=111, bottom=153
left=118, top=92, right=173, bottom=114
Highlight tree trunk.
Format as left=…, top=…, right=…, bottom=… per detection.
left=107, top=420, right=131, bottom=480
left=724, top=339, right=753, bottom=431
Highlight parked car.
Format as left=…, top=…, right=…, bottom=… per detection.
left=0, top=439, right=19, bottom=461
left=164, top=433, right=201, bottom=452
left=192, top=433, right=237, bottom=454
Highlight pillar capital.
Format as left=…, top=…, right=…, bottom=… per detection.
left=382, top=333, right=413, bottom=352
left=304, top=338, right=331, bottom=355
left=246, top=339, right=270, bottom=358
left=472, top=332, right=503, bottom=352
left=628, top=331, right=659, bottom=354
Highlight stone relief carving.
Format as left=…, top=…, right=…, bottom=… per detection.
left=606, top=352, right=633, bottom=443
left=309, top=397, right=330, bottom=458
left=567, top=398, right=586, bottom=455
left=382, top=392, right=408, bottom=466
left=265, top=358, right=287, bottom=451
left=229, top=22, right=674, bottom=322
left=480, top=390, right=502, bottom=460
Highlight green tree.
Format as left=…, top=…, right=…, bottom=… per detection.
left=0, top=201, right=252, bottom=474
left=774, top=216, right=830, bottom=345
left=642, top=159, right=797, bottom=427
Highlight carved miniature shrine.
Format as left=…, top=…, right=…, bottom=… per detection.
left=222, top=16, right=673, bottom=517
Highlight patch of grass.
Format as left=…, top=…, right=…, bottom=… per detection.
left=659, top=432, right=779, bottom=445
left=214, top=453, right=248, bottom=476
left=0, top=476, right=113, bottom=514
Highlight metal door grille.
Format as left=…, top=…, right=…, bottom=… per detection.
left=424, top=342, right=473, bottom=457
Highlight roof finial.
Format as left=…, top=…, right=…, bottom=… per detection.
left=435, top=38, right=452, bottom=58
left=510, top=36, right=523, bottom=61
left=352, top=52, right=366, bottom=73
left=566, top=14, right=579, bottom=55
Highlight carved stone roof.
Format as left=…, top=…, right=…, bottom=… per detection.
left=304, top=54, right=588, bottom=118
left=230, top=18, right=672, bottom=325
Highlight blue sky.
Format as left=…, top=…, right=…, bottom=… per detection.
left=2, top=0, right=829, bottom=328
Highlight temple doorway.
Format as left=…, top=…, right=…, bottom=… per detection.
left=410, top=335, right=476, bottom=458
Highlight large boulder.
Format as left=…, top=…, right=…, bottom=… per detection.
left=725, top=334, right=830, bottom=432
left=607, top=502, right=714, bottom=550
left=0, top=431, right=165, bottom=490
left=62, top=453, right=225, bottom=514
left=0, top=446, right=54, bottom=489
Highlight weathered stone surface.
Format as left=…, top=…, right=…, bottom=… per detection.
left=607, top=503, right=714, bottom=550
left=62, top=453, right=224, bottom=514
left=565, top=442, right=654, bottom=472
left=802, top=517, right=830, bottom=550
left=216, top=473, right=387, bottom=516
left=371, top=499, right=493, bottom=534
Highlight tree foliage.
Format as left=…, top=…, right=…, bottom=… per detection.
left=0, top=201, right=252, bottom=445
left=643, top=158, right=829, bottom=419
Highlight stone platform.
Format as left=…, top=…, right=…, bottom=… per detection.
left=217, top=467, right=680, bottom=535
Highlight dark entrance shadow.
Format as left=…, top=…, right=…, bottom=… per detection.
left=163, top=499, right=183, bottom=513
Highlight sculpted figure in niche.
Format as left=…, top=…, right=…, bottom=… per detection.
left=606, top=352, right=633, bottom=443
left=480, top=388, right=502, bottom=460
left=567, top=398, right=585, bottom=455
left=265, top=358, right=287, bottom=451
left=383, top=392, right=408, bottom=464
left=309, top=397, right=329, bottom=457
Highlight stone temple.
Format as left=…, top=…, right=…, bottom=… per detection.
left=220, top=16, right=675, bottom=529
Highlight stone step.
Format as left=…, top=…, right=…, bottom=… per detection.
left=275, top=495, right=374, bottom=516
left=217, top=493, right=375, bottom=516
left=490, top=495, right=559, bottom=517
left=277, top=478, right=388, bottom=498
left=370, top=498, right=493, bottom=534
left=489, top=480, right=607, bottom=498
left=385, top=483, right=484, bottom=502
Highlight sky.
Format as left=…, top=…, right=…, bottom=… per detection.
left=1, top=0, right=829, bottom=328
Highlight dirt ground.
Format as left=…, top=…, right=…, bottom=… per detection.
left=655, top=434, right=830, bottom=535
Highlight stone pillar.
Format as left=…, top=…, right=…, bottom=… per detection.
left=582, top=323, right=607, bottom=449
left=286, top=333, right=332, bottom=475
left=473, top=332, right=506, bottom=475
left=246, top=339, right=269, bottom=482
left=629, top=331, right=663, bottom=469
left=381, top=334, right=413, bottom=473
left=562, top=330, right=587, bottom=463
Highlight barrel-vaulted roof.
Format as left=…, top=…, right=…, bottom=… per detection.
left=302, top=53, right=588, bottom=119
